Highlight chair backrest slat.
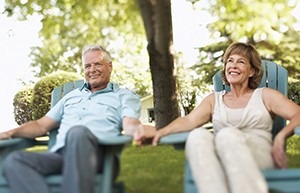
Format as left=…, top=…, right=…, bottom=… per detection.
left=266, top=61, right=277, bottom=89
left=212, top=60, right=287, bottom=138
left=50, top=86, right=63, bottom=108
left=63, top=82, right=75, bottom=96
left=48, top=80, right=84, bottom=149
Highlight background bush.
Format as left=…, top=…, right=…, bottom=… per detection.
left=13, top=86, right=34, bottom=125
left=288, top=77, right=300, bottom=105
left=14, top=71, right=82, bottom=125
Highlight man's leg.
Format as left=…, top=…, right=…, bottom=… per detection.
left=61, top=125, right=104, bottom=193
left=3, top=151, right=63, bottom=193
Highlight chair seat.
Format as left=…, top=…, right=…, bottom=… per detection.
left=263, top=168, right=300, bottom=180
left=0, top=174, right=124, bottom=193
left=267, top=180, right=300, bottom=193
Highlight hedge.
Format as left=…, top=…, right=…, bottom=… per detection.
left=14, top=71, right=82, bottom=125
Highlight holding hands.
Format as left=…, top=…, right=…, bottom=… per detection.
left=133, top=124, right=169, bottom=146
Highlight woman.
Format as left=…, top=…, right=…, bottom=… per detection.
left=137, top=42, right=300, bottom=193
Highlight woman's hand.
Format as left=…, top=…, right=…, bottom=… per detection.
left=152, top=129, right=166, bottom=146
left=272, top=132, right=288, bottom=168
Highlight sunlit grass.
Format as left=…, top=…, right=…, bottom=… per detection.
left=119, top=135, right=300, bottom=193
left=117, top=145, right=185, bottom=193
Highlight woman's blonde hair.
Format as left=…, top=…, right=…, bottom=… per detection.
left=221, top=42, right=263, bottom=89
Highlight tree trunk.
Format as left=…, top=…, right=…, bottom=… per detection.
left=137, top=0, right=180, bottom=128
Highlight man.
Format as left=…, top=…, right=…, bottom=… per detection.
left=0, top=45, right=155, bottom=193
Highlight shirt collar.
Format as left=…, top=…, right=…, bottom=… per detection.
left=80, top=82, right=119, bottom=92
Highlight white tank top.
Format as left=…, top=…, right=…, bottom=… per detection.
left=212, top=88, right=274, bottom=142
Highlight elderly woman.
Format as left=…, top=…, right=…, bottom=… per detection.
left=138, top=42, right=300, bottom=193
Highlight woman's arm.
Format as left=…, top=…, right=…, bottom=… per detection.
left=263, top=88, right=300, bottom=168
left=152, top=93, right=215, bottom=145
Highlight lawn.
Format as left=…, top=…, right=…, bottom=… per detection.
left=117, top=135, right=300, bottom=193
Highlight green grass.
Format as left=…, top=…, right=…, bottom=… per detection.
left=118, top=135, right=300, bottom=193
left=117, top=145, right=185, bottom=193
left=286, top=135, right=300, bottom=167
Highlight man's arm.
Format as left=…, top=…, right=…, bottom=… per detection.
left=0, top=116, right=59, bottom=140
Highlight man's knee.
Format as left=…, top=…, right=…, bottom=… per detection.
left=66, top=125, right=92, bottom=141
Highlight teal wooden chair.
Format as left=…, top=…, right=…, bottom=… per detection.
left=160, top=60, right=300, bottom=193
left=0, top=80, right=132, bottom=193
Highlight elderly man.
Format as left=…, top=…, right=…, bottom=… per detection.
left=0, top=45, right=155, bottom=193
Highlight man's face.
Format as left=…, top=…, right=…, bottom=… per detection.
left=83, top=50, right=112, bottom=92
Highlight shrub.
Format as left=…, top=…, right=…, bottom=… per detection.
left=13, top=86, right=34, bottom=125
left=13, top=70, right=82, bottom=124
left=288, top=77, right=300, bottom=105
left=31, top=71, right=82, bottom=120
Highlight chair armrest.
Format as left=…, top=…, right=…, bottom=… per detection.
left=159, top=132, right=190, bottom=149
left=97, top=135, right=133, bottom=145
left=0, top=138, right=24, bottom=147
left=0, top=138, right=36, bottom=149
left=159, top=132, right=190, bottom=144
left=295, top=126, right=300, bottom=135
left=0, top=138, right=37, bottom=158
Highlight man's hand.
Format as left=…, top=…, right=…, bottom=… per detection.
left=0, top=130, right=13, bottom=140
left=133, top=125, right=157, bottom=146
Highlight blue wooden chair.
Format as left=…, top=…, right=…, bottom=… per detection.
left=0, top=80, right=132, bottom=193
left=160, top=60, right=300, bottom=193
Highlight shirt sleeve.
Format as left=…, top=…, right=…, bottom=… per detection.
left=119, top=89, right=141, bottom=119
left=46, top=98, right=64, bottom=123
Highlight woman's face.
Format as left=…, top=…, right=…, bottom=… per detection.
left=225, top=54, right=254, bottom=86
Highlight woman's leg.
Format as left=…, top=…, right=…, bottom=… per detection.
left=244, top=131, right=274, bottom=169
left=215, top=127, right=268, bottom=193
left=185, top=127, right=229, bottom=193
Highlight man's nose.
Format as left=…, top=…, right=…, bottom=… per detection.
left=90, top=64, right=97, bottom=71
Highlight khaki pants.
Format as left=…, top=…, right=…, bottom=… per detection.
left=185, top=127, right=273, bottom=193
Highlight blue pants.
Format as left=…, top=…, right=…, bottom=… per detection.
left=3, top=125, right=118, bottom=193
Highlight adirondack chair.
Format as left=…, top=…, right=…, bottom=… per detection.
left=0, top=79, right=132, bottom=193
left=160, top=60, right=300, bottom=193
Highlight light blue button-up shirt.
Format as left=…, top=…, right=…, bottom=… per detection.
left=46, top=82, right=141, bottom=152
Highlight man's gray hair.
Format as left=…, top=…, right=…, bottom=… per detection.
left=82, top=45, right=112, bottom=65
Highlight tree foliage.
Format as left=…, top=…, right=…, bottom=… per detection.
left=188, top=0, right=300, bottom=86
left=4, top=0, right=152, bottom=97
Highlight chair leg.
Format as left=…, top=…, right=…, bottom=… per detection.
left=101, top=146, right=115, bottom=193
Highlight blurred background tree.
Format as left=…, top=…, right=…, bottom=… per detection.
left=4, top=0, right=152, bottom=97
left=188, top=0, right=300, bottom=87
left=3, top=0, right=300, bottom=127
